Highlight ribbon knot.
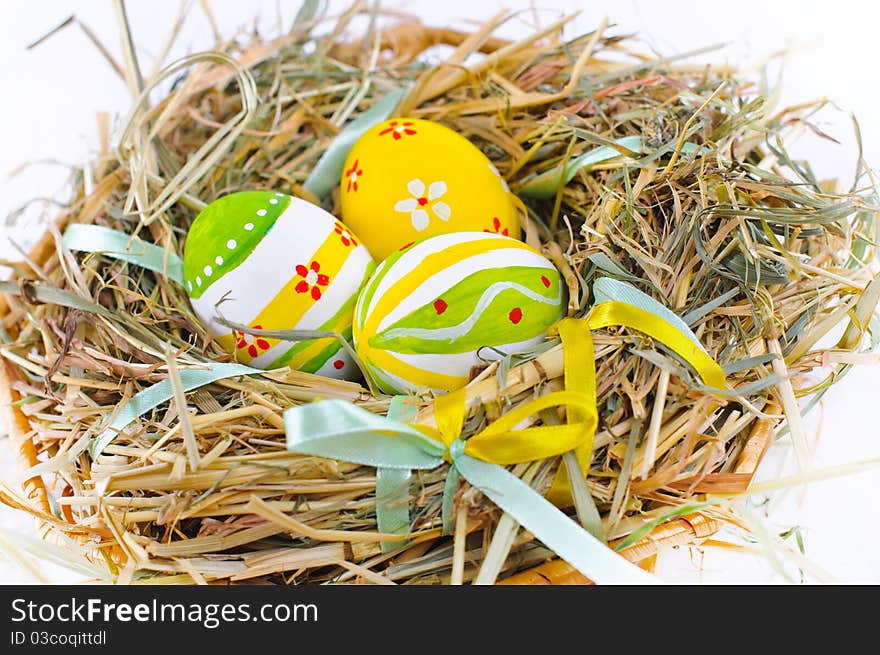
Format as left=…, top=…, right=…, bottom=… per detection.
left=427, top=384, right=598, bottom=469
left=446, top=438, right=466, bottom=463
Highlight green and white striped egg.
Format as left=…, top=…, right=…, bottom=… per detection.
left=353, top=231, right=566, bottom=394
left=183, top=190, right=374, bottom=378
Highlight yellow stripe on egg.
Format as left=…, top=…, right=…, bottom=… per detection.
left=246, top=246, right=372, bottom=369
left=366, top=348, right=468, bottom=391
left=234, top=229, right=353, bottom=364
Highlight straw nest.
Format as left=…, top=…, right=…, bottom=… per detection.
left=1, top=3, right=878, bottom=584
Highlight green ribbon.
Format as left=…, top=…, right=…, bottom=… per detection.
left=63, top=224, right=184, bottom=286
left=376, top=396, right=418, bottom=552
left=284, top=399, right=659, bottom=584
left=519, top=136, right=643, bottom=198
left=89, top=363, right=260, bottom=457
left=440, top=465, right=461, bottom=536
left=519, top=137, right=707, bottom=199
left=303, top=89, right=407, bottom=198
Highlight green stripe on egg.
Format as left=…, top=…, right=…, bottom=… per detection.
left=304, top=327, right=352, bottom=374
left=371, top=266, right=563, bottom=354
left=268, top=331, right=350, bottom=374
left=183, top=190, right=291, bottom=298
left=266, top=291, right=361, bottom=370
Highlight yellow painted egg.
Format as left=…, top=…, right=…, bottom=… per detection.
left=339, top=117, right=520, bottom=261
left=184, top=190, right=374, bottom=378
left=353, top=231, right=566, bottom=394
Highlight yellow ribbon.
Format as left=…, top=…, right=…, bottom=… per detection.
left=429, top=305, right=726, bottom=508
left=587, top=302, right=727, bottom=390
left=546, top=318, right=598, bottom=506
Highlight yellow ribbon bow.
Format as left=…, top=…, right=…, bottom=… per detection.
left=428, top=303, right=726, bottom=508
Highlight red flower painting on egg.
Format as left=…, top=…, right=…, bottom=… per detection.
left=379, top=120, right=417, bottom=140
left=295, top=261, right=330, bottom=300
left=344, top=160, right=363, bottom=192
left=335, top=223, right=358, bottom=247
left=235, top=325, right=271, bottom=358
left=484, top=216, right=509, bottom=236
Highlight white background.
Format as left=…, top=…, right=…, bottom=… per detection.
left=0, top=0, right=878, bottom=584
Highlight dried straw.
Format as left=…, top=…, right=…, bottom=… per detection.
left=1, top=2, right=877, bottom=584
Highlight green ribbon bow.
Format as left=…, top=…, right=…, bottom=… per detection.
left=284, top=395, right=659, bottom=585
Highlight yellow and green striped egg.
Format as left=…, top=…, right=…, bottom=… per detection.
left=184, top=191, right=374, bottom=378
left=353, top=231, right=567, bottom=394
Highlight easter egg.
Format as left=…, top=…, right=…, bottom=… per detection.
left=353, top=232, right=566, bottom=394
left=183, top=190, right=374, bottom=378
left=339, top=117, right=520, bottom=261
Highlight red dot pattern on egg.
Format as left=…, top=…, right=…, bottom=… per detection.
left=509, top=308, right=523, bottom=324
left=541, top=275, right=550, bottom=288
left=434, top=299, right=448, bottom=314
left=333, top=360, right=344, bottom=370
